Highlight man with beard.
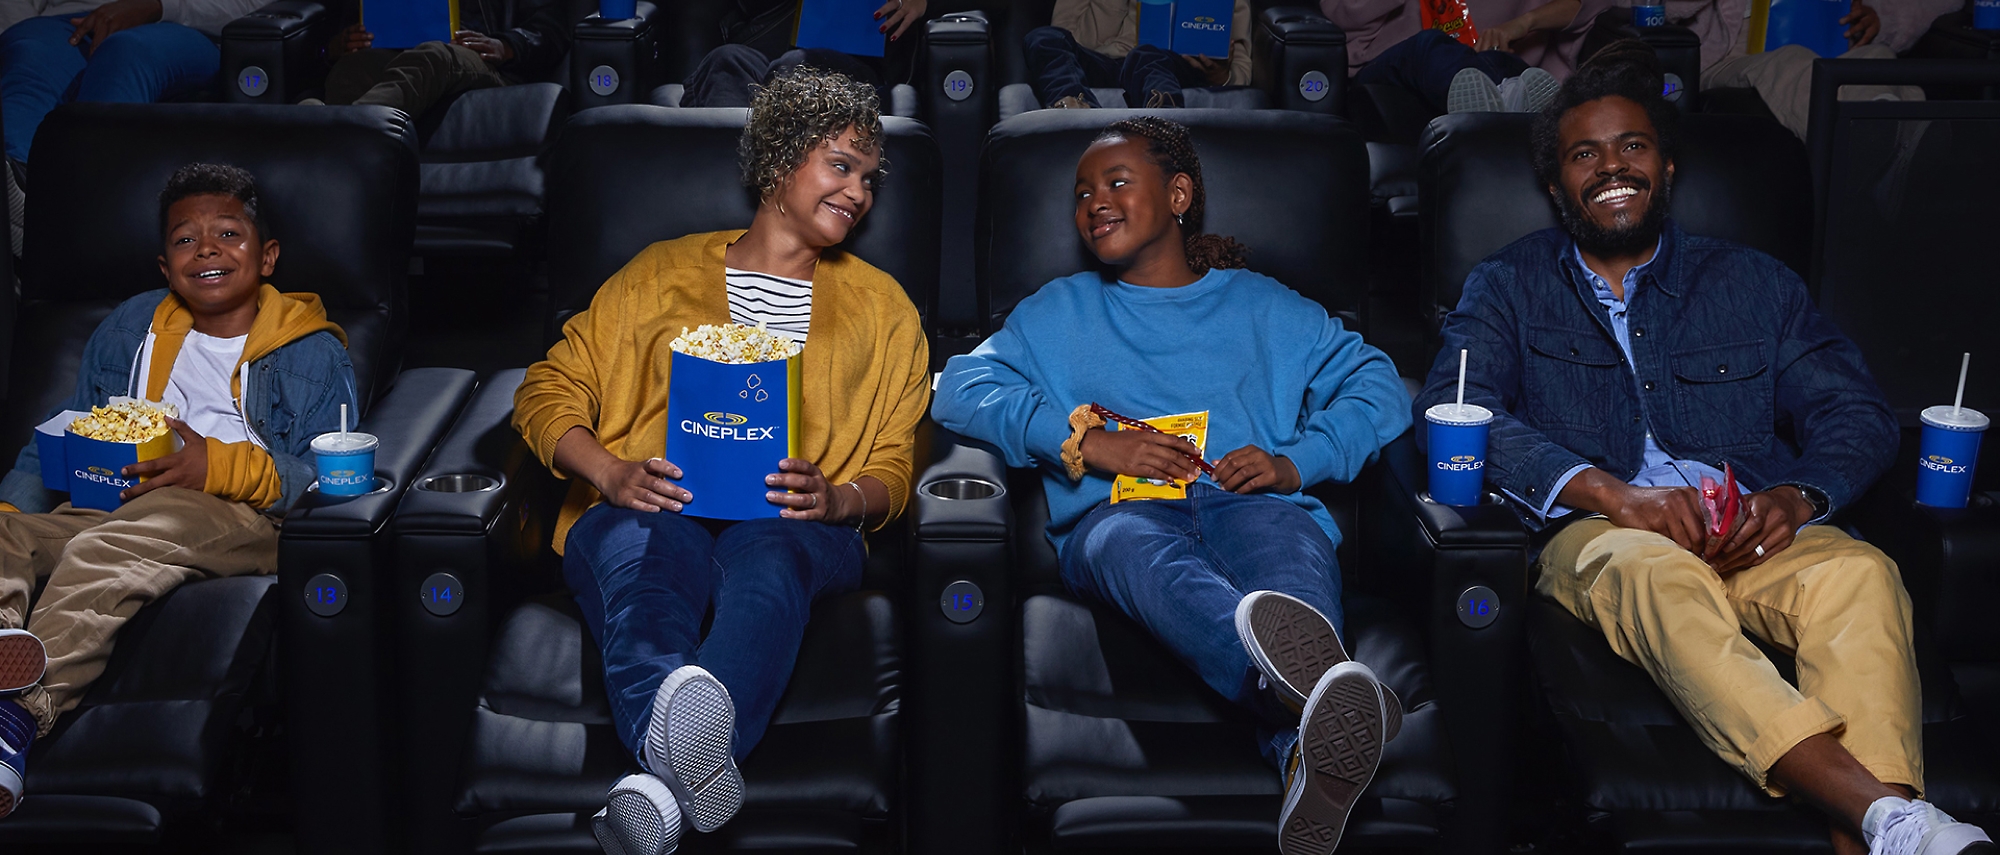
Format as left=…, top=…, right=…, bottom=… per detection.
left=1413, top=46, right=1997, bottom=855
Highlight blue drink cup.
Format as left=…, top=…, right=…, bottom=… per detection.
left=1426, top=403, right=1493, bottom=507
left=313, top=432, right=379, bottom=496
left=1916, top=405, right=1988, bottom=508
left=1978, top=0, right=2000, bottom=30
left=1632, top=3, right=1667, bottom=27
left=598, top=0, right=636, bottom=20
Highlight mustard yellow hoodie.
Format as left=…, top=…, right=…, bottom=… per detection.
left=136, top=284, right=347, bottom=509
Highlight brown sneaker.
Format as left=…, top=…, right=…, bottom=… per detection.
left=1052, top=94, right=1093, bottom=109
left=1279, top=662, right=1391, bottom=855
left=0, top=630, right=44, bottom=695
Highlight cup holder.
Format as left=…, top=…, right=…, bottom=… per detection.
left=416, top=474, right=502, bottom=493
left=923, top=478, right=1003, bottom=500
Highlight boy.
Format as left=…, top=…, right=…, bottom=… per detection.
left=0, top=163, right=356, bottom=819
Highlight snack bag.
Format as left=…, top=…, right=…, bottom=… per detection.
left=36, top=398, right=183, bottom=511
left=1698, top=462, right=1743, bottom=541
left=1420, top=0, right=1479, bottom=48
left=1110, top=411, right=1210, bottom=503
left=663, top=324, right=803, bottom=520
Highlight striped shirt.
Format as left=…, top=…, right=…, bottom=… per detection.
left=725, top=267, right=813, bottom=344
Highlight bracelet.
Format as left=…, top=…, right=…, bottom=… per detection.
left=846, top=481, right=867, bottom=531
left=1061, top=404, right=1106, bottom=481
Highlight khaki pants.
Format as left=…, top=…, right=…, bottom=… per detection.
left=1705, top=44, right=1924, bottom=141
left=327, top=41, right=508, bottom=122
left=1536, top=519, right=1922, bottom=796
left=0, top=488, right=276, bottom=735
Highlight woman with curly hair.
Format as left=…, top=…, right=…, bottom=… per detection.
left=933, top=117, right=1410, bottom=855
left=511, top=66, right=928, bottom=855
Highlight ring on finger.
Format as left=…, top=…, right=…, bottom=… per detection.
left=808, top=492, right=819, bottom=510
left=1754, top=544, right=1766, bottom=558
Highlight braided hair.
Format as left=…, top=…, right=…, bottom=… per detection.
left=1092, top=117, right=1249, bottom=274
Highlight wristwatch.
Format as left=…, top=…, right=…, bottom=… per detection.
left=1786, top=484, right=1830, bottom=519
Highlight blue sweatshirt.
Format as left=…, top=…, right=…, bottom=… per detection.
left=933, top=267, right=1411, bottom=550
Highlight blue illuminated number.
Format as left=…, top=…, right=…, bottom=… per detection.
left=950, top=79, right=966, bottom=91
left=432, top=586, right=453, bottom=603
left=597, top=74, right=613, bottom=87
left=1473, top=599, right=1490, bottom=615
left=1304, top=80, right=1321, bottom=93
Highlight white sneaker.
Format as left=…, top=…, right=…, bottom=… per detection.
left=1447, top=68, right=1504, bottom=113
left=1497, top=68, right=1560, bottom=112
left=641, top=666, right=743, bottom=833
left=1277, top=662, right=1393, bottom=855
left=1864, top=797, right=1997, bottom=855
left=596, top=774, right=682, bottom=855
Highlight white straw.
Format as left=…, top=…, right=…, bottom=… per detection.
left=340, top=403, right=349, bottom=436
left=1456, top=349, right=1468, bottom=407
left=1954, top=352, right=1971, bottom=415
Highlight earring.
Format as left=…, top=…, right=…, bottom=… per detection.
left=1175, top=213, right=1184, bottom=225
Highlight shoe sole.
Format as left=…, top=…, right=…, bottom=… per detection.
left=599, top=774, right=682, bottom=855
left=0, top=760, right=19, bottom=821
left=1516, top=68, right=1560, bottom=113
left=643, top=668, right=743, bottom=833
left=1446, top=68, right=1503, bottom=114
left=1925, top=822, right=1998, bottom=854
left=1236, top=592, right=1348, bottom=710
left=0, top=632, right=44, bottom=695
left=1279, top=665, right=1386, bottom=855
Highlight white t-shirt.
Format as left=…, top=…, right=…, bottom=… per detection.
left=725, top=267, right=812, bottom=344
left=160, top=331, right=253, bottom=445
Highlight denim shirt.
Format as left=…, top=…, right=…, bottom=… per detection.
left=1414, top=221, right=1897, bottom=523
left=0, top=289, right=357, bottom=516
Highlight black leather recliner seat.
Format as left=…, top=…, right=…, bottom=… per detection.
left=382, top=105, right=941, bottom=855
left=907, top=108, right=1530, bottom=855
left=0, top=102, right=477, bottom=849
left=1419, top=109, right=2000, bottom=852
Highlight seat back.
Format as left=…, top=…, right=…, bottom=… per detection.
left=542, top=105, right=941, bottom=341
left=8, top=103, right=418, bottom=461
left=977, top=108, right=1370, bottom=333
left=1418, top=111, right=1811, bottom=330
left=1807, top=59, right=2000, bottom=427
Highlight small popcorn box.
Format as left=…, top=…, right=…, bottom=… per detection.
left=663, top=351, right=802, bottom=520
left=36, top=398, right=184, bottom=511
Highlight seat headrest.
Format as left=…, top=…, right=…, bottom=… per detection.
left=1419, top=112, right=1811, bottom=317
left=24, top=103, right=419, bottom=312
left=543, top=105, right=941, bottom=340
left=976, top=108, right=1370, bottom=332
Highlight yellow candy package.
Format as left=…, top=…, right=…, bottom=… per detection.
left=1110, top=411, right=1209, bottom=503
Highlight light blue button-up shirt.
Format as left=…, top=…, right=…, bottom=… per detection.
left=1517, top=240, right=1739, bottom=521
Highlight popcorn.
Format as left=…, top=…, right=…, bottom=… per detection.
left=68, top=399, right=179, bottom=444
left=670, top=323, right=802, bottom=365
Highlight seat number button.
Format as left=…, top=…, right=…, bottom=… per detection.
left=420, top=572, right=465, bottom=617
left=940, top=580, right=983, bottom=624
left=1457, top=585, right=1499, bottom=629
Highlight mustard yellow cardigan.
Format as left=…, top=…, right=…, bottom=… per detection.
left=514, top=230, right=931, bottom=553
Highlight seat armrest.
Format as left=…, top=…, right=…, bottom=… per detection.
left=219, top=0, right=336, bottom=104
left=922, top=13, right=996, bottom=344
left=573, top=1, right=661, bottom=109
left=1855, top=496, right=2000, bottom=665
left=283, top=367, right=478, bottom=537
left=1359, top=430, right=1527, bottom=855
left=907, top=426, right=1017, bottom=855
left=1254, top=7, right=1347, bottom=115
left=393, top=368, right=542, bottom=536
left=1637, top=24, right=1702, bottom=109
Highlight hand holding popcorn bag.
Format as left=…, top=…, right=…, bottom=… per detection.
left=663, top=324, right=803, bottom=520
left=35, top=397, right=185, bottom=510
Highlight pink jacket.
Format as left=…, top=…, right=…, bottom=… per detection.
left=1320, top=0, right=1614, bottom=77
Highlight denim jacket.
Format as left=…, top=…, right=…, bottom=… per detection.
left=0, top=289, right=357, bottom=516
left=1414, top=221, right=1897, bottom=518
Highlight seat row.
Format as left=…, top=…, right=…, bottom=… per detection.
left=0, top=96, right=1995, bottom=855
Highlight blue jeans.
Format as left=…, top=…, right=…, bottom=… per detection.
left=1023, top=25, right=1210, bottom=108
left=0, top=16, right=220, bottom=162
left=563, top=504, right=866, bottom=764
left=1354, top=28, right=1529, bottom=115
left=1058, top=484, right=1345, bottom=767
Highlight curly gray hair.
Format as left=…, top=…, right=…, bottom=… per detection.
left=739, top=65, right=888, bottom=203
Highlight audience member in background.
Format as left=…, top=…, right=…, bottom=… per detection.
left=1415, top=48, right=1993, bottom=855
left=0, top=164, right=356, bottom=821
left=311, top=0, right=567, bottom=121
left=513, top=67, right=928, bottom=855
left=934, top=117, right=1409, bottom=855
left=0, top=0, right=265, bottom=164
left=1322, top=0, right=1613, bottom=114
left=1667, top=0, right=1916, bottom=140
left=1021, top=0, right=1251, bottom=109
left=1878, top=0, right=1960, bottom=54
left=679, top=0, right=927, bottom=108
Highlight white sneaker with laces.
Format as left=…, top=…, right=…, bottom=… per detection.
left=1446, top=68, right=1504, bottom=114
left=1864, top=797, right=1997, bottom=855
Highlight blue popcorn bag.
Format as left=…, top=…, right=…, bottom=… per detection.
left=795, top=0, right=886, bottom=57
left=363, top=0, right=459, bottom=49
left=664, top=350, right=803, bottom=520
left=1172, top=0, right=1234, bottom=58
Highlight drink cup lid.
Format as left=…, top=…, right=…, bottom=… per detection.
left=1425, top=403, right=1494, bottom=426
left=312, top=432, right=380, bottom=453
left=1921, top=405, right=1990, bottom=431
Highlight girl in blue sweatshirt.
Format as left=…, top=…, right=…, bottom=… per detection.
left=932, top=117, right=1411, bottom=855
